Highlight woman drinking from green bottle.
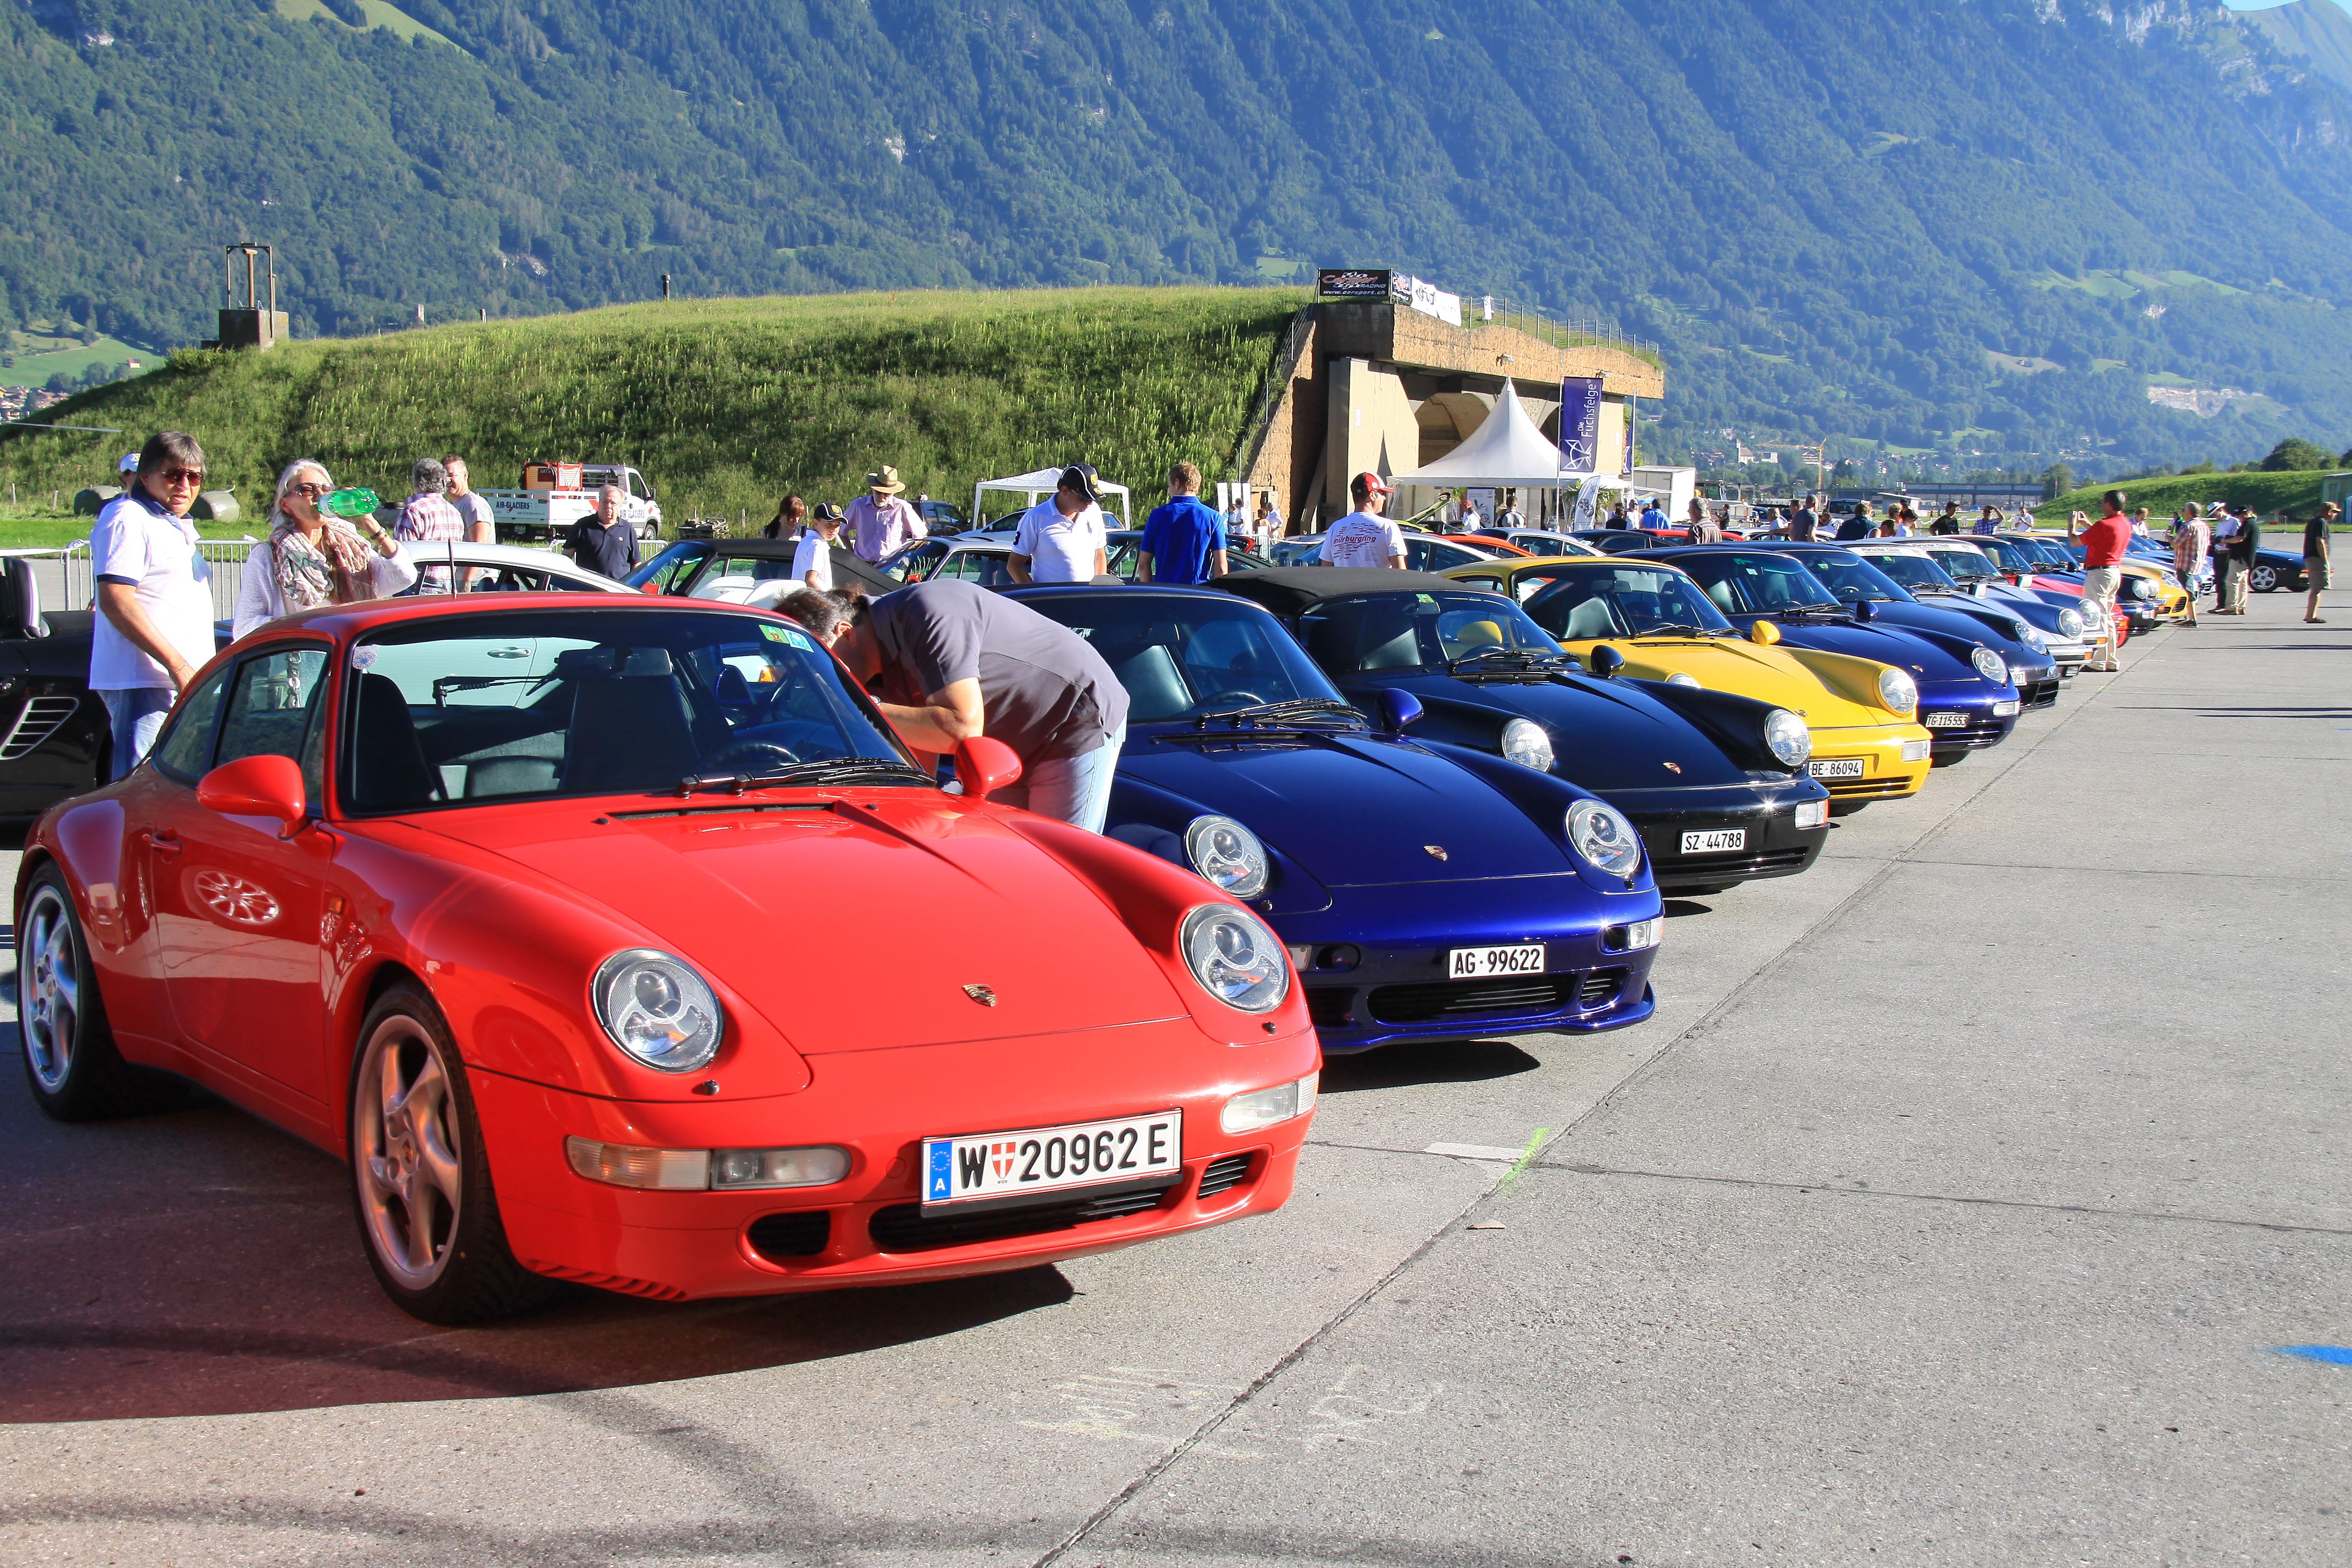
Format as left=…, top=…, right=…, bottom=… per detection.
left=232, top=459, right=417, bottom=639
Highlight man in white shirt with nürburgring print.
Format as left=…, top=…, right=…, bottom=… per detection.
left=1320, top=472, right=1406, bottom=567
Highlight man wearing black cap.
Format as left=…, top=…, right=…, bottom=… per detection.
left=1010, top=464, right=1109, bottom=584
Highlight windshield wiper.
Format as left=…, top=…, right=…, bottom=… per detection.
left=1445, top=645, right=1567, bottom=676
left=1191, top=697, right=1365, bottom=730
left=1636, top=622, right=1724, bottom=638
left=678, top=758, right=934, bottom=795
left=1774, top=604, right=1854, bottom=621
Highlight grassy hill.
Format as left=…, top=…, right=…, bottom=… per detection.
left=2033, top=470, right=2339, bottom=524
left=0, top=288, right=1300, bottom=539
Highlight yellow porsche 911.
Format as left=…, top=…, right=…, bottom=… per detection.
left=1444, top=556, right=1935, bottom=807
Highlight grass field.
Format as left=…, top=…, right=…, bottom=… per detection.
left=0, top=288, right=1306, bottom=535
left=2035, top=470, right=2337, bottom=523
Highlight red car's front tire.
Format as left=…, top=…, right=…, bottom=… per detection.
left=349, top=981, right=553, bottom=1324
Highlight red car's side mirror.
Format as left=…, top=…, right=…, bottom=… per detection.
left=955, top=736, right=1023, bottom=804
left=196, top=754, right=311, bottom=838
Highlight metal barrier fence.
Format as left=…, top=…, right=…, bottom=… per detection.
left=46, top=539, right=258, bottom=620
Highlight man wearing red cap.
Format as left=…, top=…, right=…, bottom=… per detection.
left=1322, top=471, right=1405, bottom=568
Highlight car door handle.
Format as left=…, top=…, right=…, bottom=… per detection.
left=487, top=645, right=530, bottom=657
left=141, top=829, right=182, bottom=858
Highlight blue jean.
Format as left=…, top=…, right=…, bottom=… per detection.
left=996, top=723, right=1126, bottom=833
left=99, top=687, right=176, bottom=782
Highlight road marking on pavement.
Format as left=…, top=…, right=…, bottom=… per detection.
left=2276, top=1345, right=2352, bottom=1366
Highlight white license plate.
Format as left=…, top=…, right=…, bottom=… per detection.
left=922, top=1111, right=1181, bottom=1205
left=1923, top=711, right=1965, bottom=729
left=1807, top=758, right=1864, bottom=779
left=1679, top=829, right=1747, bottom=854
left=1448, top=943, right=1546, bottom=979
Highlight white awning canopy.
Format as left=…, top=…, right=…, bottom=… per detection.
left=1395, top=381, right=1581, bottom=488
left=973, top=468, right=1134, bottom=524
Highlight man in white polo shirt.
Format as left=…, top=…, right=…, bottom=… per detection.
left=1010, top=464, right=1109, bottom=584
left=91, top=431, right=219, bottom=779
left=1320, top=472, right=1405, bottom=567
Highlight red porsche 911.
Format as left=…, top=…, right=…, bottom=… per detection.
left=16, top=596, right=1319, bottom=1323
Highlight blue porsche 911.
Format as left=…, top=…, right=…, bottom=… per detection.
left=1006, top=584, right=1663, bottom=1053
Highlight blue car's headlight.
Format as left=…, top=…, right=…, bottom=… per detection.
left=1184, top=815, right=1270, bottom=900
left=1566, top=799, right=1643, bottom=879
left=1970, top=646, right=2007, bottom=684
left=1501, top=717, right=1554, bottom=771
left=2057, top=607, right=2085, bottom=638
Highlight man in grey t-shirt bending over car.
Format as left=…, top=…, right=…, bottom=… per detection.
left=775, top=579, right=1130, bottom=832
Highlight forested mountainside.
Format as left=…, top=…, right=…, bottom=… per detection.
left=8, top=0, right=2352, bottom=472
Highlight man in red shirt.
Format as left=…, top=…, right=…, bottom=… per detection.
left=2070, top=490, right=2132, bottom=671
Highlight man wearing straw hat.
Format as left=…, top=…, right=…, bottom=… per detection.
left=846, top=464, right=927, bottom=563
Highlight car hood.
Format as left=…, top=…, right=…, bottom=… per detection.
left=1731, top=617, right=1980, bottom=681
left=1120, top=730, right=1569, bottom=886
left=1553, top=634, right=1894, bottom=730
left=1868, top=600, right=2031, bottom=654
left=419, top=796, right=1185, bottom=1053
left=1373, top=670, right=1757, bottom=790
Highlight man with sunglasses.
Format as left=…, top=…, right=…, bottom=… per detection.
left=90, top=431, right=219, bottom=779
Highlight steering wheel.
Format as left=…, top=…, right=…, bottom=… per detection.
left=699, top=739, right=801, bottom=776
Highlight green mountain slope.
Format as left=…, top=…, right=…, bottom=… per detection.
left=9, top=0, right=2352, bottom=473
left=0, top=288, right=1300, bottom=525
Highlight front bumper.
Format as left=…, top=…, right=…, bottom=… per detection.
left=1799, top=722, right=1933, bottom=805
left=1610, top=780, right=1830, bottom=894
left=470, top=1020, right=1318, bottom=1300
left=1275, top=873, right=1660, bottom=1052
left=1915, top=686, right=2019, bottom=759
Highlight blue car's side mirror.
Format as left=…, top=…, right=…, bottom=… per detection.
left=1588, top=644, right=1625, bottom=679
left=1379, top=689, right=1423, bottom=733
left=1852, top=597, right=1874, bottom=623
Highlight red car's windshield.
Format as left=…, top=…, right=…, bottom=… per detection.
left=341, top=608, right=920, bottom=812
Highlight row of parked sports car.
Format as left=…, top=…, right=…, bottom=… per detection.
left=6, top=522, right=2166, bottom=1325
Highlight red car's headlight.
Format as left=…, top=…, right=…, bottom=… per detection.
left=1179, top=904, right=1289, bottom=1014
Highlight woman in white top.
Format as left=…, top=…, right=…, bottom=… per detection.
left=233, top=459, right=417, bottom=639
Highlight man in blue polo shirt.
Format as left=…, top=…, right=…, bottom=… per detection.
left=1136, top=461, right=1228, bottom=586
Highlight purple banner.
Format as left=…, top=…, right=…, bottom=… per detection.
left=1559, top=376, right=1603, bottom=472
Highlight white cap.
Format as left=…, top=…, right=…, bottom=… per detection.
left=119, top=451, right=139, bottom=474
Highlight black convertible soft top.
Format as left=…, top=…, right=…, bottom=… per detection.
left=1213, top=566, right=1493, bottom=616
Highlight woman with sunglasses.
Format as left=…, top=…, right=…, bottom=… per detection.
left=232, top=459, right=416, bottom=639
left=90, top=432, right=225, bottom=779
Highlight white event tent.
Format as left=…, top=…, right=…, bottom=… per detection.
left=971, top=468, right=1134, bottom=527
left=1391, top=381, right=1659, bottom=528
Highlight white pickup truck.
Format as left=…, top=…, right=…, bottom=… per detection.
left=475, top=463, right=664, bottom=545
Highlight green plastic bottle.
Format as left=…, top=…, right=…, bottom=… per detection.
left=322, top=487, right=381, bottom=519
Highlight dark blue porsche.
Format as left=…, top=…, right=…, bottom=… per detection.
left=1626, top=546, right=2022, bottom=763
left=1210, top=569, right=1833, bottom=897
left=1005, top=585, right=1662, bottom=1053
left=1759, top=544, right=2062, bottom=708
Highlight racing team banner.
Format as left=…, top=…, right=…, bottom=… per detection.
left=1559, top=375, right=1603, bottom=472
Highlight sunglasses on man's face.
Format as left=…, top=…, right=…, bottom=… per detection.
left=155, top=467, right=205, bottom=487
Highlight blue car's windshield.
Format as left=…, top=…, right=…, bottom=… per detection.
left=1919, top=546, right=2001, bottom=584
left=1016, top=593, right=1344, bottom=722
left=1299, top=590, right=1564, bottom=673
left=1795, top=551, right=1913, bottom=604
left=1853, top=551, right=1960, bottom=593
left=1668, top=552, right=1844, bottom=615
left=344, top=608, right=918, bottom=812
left=1519, top=565, right=1734, bottom=638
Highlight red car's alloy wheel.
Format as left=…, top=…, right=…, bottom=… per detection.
left=345, top=982, right=549, bottom=1324
left=354, top=1011, right=465, bottom=1292
left=21, top=882, right=82, bottom=1096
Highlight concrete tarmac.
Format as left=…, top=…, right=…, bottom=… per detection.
left=0, top=592, right=2343, bottom=1566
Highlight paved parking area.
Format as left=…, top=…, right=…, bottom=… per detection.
left=0, top=594, right=2344, bottom=1566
